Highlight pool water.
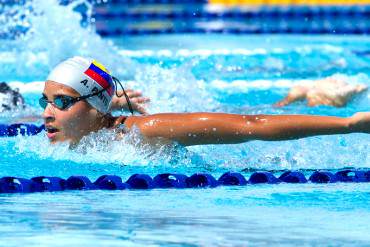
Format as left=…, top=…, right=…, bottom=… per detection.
left=1, top=0, right=370, bottom=246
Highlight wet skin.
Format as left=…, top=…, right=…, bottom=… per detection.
left=43, top=81, right=370, bottom=146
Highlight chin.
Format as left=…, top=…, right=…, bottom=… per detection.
left=48, top=137, right=62, bottom=144
left=47, top=134, right=70, bottom=144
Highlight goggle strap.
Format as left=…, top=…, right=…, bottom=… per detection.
left=75, top=87, right=107, bottom=102
left=113, top=76, right=134, bottom=115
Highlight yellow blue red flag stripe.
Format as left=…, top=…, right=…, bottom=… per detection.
left=84, top=61, right=114, bottom=96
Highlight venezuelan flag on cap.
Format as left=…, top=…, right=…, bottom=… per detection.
left=84, top=60, right=115, bottom=96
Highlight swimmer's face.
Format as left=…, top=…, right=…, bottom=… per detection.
left=42, top=81, right=101, bottom=144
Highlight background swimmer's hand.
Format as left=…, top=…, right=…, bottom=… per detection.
left=350, top=112, right=370, bottom=134
left=110, top=89, right=150, bottom=115
left=274, top=85, right=309, bottom=107
left=274, top=78, right=368, bottom=108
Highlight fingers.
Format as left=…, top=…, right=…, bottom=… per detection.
left=112, top=88, right=150, bottom=115
left=130, top=97, right=150, bottom=115
left=355, top=84, right=368, bottom=93
left=129, top=96, right=150, bottom=104
left=126, top=90, right=143, bottom=98
left=133, top=104, right=148, bottom=115
left=117, top=90, right=150, bottom=102
left=117, top=89, right=144, bottom=97
left=273, top=96, right=298, bottom=107
left=273, top=100, right=288, bottom=107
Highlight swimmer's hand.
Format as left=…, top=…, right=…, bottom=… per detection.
left=110, top=89, right=150, bottom=115
left=350, top=112, right=370, bottom=134
left=274, top=78, right=368, bottom=108
left=274, top=85, right=309, bottom=107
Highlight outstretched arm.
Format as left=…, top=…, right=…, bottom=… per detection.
left=124, top=112, right=369, bottom=146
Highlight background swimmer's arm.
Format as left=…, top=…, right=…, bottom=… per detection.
left=110, top=89, right=150, bottom=114
left=124, top=112, right=369, bottom=146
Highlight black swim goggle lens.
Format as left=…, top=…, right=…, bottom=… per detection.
left=39, top=87, right=107, bottom=110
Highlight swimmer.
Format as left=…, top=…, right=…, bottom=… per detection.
left=41, top=56, right=370, bottom=145
left=0, top=82, right=26, bottom=112
left=275, top=77, right=368, bottom=107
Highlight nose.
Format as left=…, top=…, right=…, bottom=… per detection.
left=42, top=103, right=55, bottom=122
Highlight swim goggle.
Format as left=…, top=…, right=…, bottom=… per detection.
left=39, top=77, right=134, bottom=114
left=39, top=87, right=107, bottom=110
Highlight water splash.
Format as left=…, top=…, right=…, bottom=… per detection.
left=0, top=0, right=133, bottom=81
left=12, top=126, right=204, bottom=168
left=133, top=64, right=218, bottom=113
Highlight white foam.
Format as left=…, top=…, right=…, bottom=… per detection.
left=13, top=126, right=197, bottom=167
left=116, top=45, right=345, bottom=58
left=0, top=0, right=134, bottom=80
left=8, top=81, right=44, bottom=93
left=209, top=73, right=370, bottom=93
left=118, top=48, right=270, bottom=58
left=210, top=79, right=296, bottom=92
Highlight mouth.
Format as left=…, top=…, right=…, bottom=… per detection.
left=45, top=126, right=60, bottom=139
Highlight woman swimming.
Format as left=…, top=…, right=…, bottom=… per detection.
left=41, top=56, right=370, bottom=145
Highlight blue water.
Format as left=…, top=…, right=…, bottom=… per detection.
left=1, top=1, right=370, bottom=246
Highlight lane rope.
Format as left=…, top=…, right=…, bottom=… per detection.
left=0, top=170, right=369, bottom=193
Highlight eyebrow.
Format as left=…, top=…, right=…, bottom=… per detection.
left=54, top=94, right=68, bottom=97
left=42, top=93, right=75, bottom=99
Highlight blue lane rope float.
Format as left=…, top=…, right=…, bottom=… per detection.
left=218, top=172, right=247, bottom=186
left=153, top=173, right=188, bottom=188
left=309, top=171, right=338, bottom=183
left=249, top=171, right=281, bottom=184
left=31, top=176, right=65, bottom=192
left=279, top=171, right=308, bottom=183
left=0, top=169, right=369, bottom=194
left=334, top=169, right=369, bottom=183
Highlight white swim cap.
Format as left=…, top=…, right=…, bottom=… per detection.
left=47, top=56, right=116, bottom=113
